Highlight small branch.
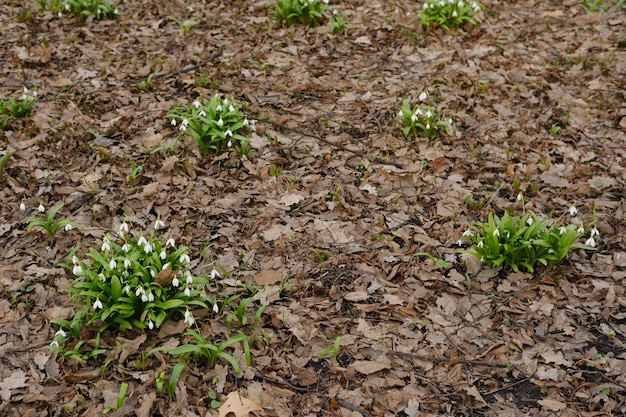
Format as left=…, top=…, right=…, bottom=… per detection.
left=335, top=398, right=375, bottom=417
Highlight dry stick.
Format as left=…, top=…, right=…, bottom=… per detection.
left=335, top=398, right=375, bottom=417
left=251, top=115, right=404, bottom=169
left=83, top=49, right=224, bottom=95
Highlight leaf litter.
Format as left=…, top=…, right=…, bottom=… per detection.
left=1, top=0, right=626, bottom=416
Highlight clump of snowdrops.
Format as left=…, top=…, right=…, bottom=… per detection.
left=400, top=91, right=452, bottom=138
left=419, top=0, right=481, bottom=30
left=167, top=94, right=256, bottom=157
left=459, top=195, right=598, bottom=273
left=274, top=0, right=330, bottom=26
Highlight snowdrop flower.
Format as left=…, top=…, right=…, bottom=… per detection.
left=171, top=119, right=177, bottom=126
left=160, top=250, right=167, bottom=260
left=425, top=110, right=433, bottom=118
left=439, top=1, right=445, bottom=7
left=526, top=217, right=533, bottom=226
left=456, top=239, right=463, bottom=246
left=144, top=243, right=153, bottom=253
left=148, top=292, right=154, bottom=302
left=38, top=204, right=45, bottom=213
left=517, top=192, right=523, bottom=201
left=124, top=258, right=131, bottom=268
left=93, top=299, right=103, bottom=310
left=228, top=105, right=235, bottom=113
left=590, top=228, right=600, bottom=238
left=225, top=129, right=233, bottom=137
left=141, top=293, right=148, bottom=303
left=124, top=285, right=131, bottom=294
left=184, top=309, right=195, bottom=326
left=585, top=237, right=596, bottom=247
left=323, top=0, right=329, bottom=4
left=227, top=140, right=232, bottom=147
left=492, top=229, right=500, bottom=237
left=19, top=202, right=26, bottom=211
left=569, top=205, right=578, bottom=216
left=243, top=118, right=249, bottom=126
left=55, top=329, right=66, bottom=338
left=166, top=238, right=176, bottom=248
left=148, top=320, right=154, bottom=330
left=398, top=110, right=404, bottom=118
left=118, top=222, right=129, bottom=236
left=415, top=108, right=423, bottom=116
left=154, top=219, right=165, bottom=230
left=184, top=287, right=191, bottom=297
left=179, top=123, right=187, bottom=132
left=452, top=10, right=458, bottom=17
left=223, top=98, right=229, bottom=105
left=186, top=273, right=193, bottom=284
left=172, top=277, right=179, bottom=287
left=99, top=273, right=106, bottom=282
left=577, top=226, right=585, bottom=234
left=217, top=118, right=224, bottom=127
left=72, top=256, right=80, bottom=264
left=216, top=105, right=222, bottom=112
left=213, top=303, right=219, bottom=313
left=109, top=259, right=117, bottom=269
left=72, top=265, right=83, bottom=275
left=410, top=114, right=418, bottom=122
left=180, top=253, right=191, bottom=264
left=162, top=262, right=170, bottom=270
left=477, top=240, right=484, bottom=248
left=122, top=243, right=131, bottom=252
left=462, top=230, right=474, bottom=237
left=199, top=110, right=206, bottom=117
left=135, top=287, right=143, bottom=297
left=559, top=226, right=567, bottom=235
left=64, top=224, right=73, bottom=231
left=138, top=236, right=148, bottom=246
left=193, top=100, right=201, bottom=108
left=425, top=123, right=430, bottom=130
left=101, top=238, right=111, bottom=252
left=423, top=3, right=428, bottom=9
left=150, top=269, right=156, bottom=278
left=210, top=269, right=220, bottom=279
left=50, top=340, right=59, bottom=348
left=458, top=0, right=464, bottom=6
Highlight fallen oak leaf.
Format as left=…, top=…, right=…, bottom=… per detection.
left=537, top=399, right=567, bottom=412
left=218, top=391, right=262, bottom=417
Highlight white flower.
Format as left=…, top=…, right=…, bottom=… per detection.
left=456, top=239, right=463, bottom=246
left=124, top=258, right=131, bottom=268
left=101, top=238, right=111, bottom=252
left=171, top=119, right=177, bottom=126
left=184, top=309, right=195, bottom=326
left=155, top=219, right=165, bottom=230
left=227, top=140, right=232, bottom=147
left=477, top=240, right=484, bottom=248
left=559, top=226, right=567, bottom=235
left=72, top=265, right=83, bottom=275
left=526, top=217, right=533, bottom=226
left=186, top=273, right=193, bottom=284
left=50, top=340, right=59, bottom=348
left=124, top=285, right=131, bottom=294
left=184, top=287, right=191, bottom=297
left=150, top=269, right=156, bottom=278
left=109, top=259, right=117, bottom=269
left=141, top=294, right=148, bottom=302
left=577, top=226, right=585, bottom=234
left=458, top=0, right=464, bottom=6
left=425, top=123, right=430, bottom=130
left=122, top=243, right=131, bottom=252
left=228, top=105, right=235, bottom=113
left=410, top=114, right=418, bottom=122
left=425, top=110, right=433, bottom=119
left=180, top=253, right=191, bottom=264
left=225, top=129, right=233, bottom=137
left=57, top=11, right=62, bottom=17
left=243, top=118, right=249, bottom=126
left=492, top=229, right=500, bottom=237
left=398, top=110, right=404, bottom=118
left=462, top=230, right=474, bottom=237
left=423, top=3, right=428, bottom=9
left=135, top=287, right=143, bottom=297
left=19, top=202, right=26, bottom=211
left=590, top=228, right=600, bottom=238
left=166, top=238, right=176, bottom=248
left=213, top=303, right=219, bottom=313
left=517, top=193, right=523, bottom=201
left=216, top=105, right=222, bottom=112
left=223, top=98, right=229, bottom=105
left=144, top=243, right=153, bottom=253
left=210, top=269, right=220, bottom=279
left=162, top=262, right=170, bottom=270
left=64, top=223, right=73, bottom=231
left=99, top=273, right=106, bottom=282
left=138, top=236, right=147, bottom=246
left=452, top=10, right=458, bottom=17
left=38, top=204, right=45, bottom=213
left=415, top=108, right=423, bottom=116
left=55, top=329, right=67, bottom=338
left=72, top=255, right=79, bottom=264
left=198, top=110, right=206, bottom=117
left=160, top=250, right=167, bottom=260
left=182, top=118, right=189, bottom=126
left=585, top=237, right=596, bottom=247
left=193, top=100, right=201, bottom=108
left=179, top=124, right=187, bottom=132
left=172, top=277, right=180, bottom=287
left=217, top=118, right=224, bottom=127
left=93, top=299, right=103, bottom=310
left=148, top=320, right=154, bottom=330
left=118, top=222, right=129, bottom=235
left=569, top=205, right=578, bottom=216
left=323, top=0, right=329, bottom=4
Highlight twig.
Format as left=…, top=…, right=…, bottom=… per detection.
left=359, top=97, right=383, bottom=134
left=335, top=398, right=375, bottom=417
left=83, top=49, right=223, bottom=95
left=251, top=370, right=308, bottom=392
left=252, top=116, right=404, bottom=169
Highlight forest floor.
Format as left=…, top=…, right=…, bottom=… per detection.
left=1, top=0, right=625, bottom=416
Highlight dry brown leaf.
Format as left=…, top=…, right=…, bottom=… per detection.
left=537, top=399, right=567, bottom=411
left=0, top=370, right=28, bottom=401
left=254, top=269, right=282, bottom=286
left=218, top=391, right=262, bottom=417
left=349, top=360, right=390, bottom=375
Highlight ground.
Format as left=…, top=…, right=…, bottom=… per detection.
left=1, top=0, right=626, bottom=416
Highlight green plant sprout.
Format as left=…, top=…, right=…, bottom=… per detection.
left=167, top=94, right=256, bottom=157
left=274, top=0, right=329, bottom=26
left=167, top=16, right=198, bottom=34
left=400, top=92, right=452, bottom=139
left=24, top=202, right=75, bottom=244
left=319, top=336, right=341, bottom=359
left=329, top=11, right=349, bottom=33
left=419, top=0, right=481, bottom=30
left=0, top=153, right=13, bottom=177
left=459, top=195, right=597, bottom=273
left=581, top=0, right=609, bottom=12
left=415, top=252, right=451, bottom=270
left=1, top=87, right=37, bottom=130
